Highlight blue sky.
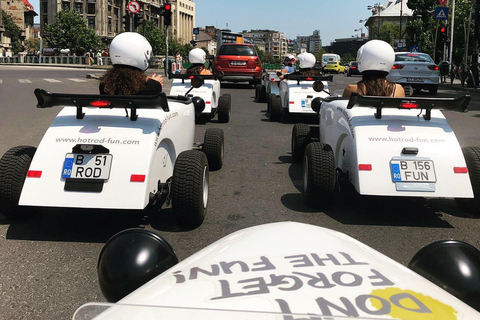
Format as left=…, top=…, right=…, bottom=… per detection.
left=31, top=0, right=379, bottom=44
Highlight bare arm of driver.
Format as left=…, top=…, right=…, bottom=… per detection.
left=393, top=84, right=405, bottom=97
left=148, top=73, right=164, bottom=87
left=200, top=68, right=212, bottom=75
left=342, top=84, right=358, bottom=98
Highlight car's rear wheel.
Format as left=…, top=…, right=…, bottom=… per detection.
left=171, top=150, right=209, bottom=226
left=269, top=95, right=283, bottom=122
left=0, top=145, right=38, bottom=219
left=258, top=85, right=267, bottom=103
left=292, top=123, right=311, bottom=162
left=428, top=85, right=438, bottom=95
left=255, top=84, right=261, bottom=101
left=217, top=94, right=231, bottom=123
left=266, top=93, right=275, bottom=117
left=455, top=146, right=480, bottom=215
left=203, top=128, right=224, bottom=171
left=303, top=142, right=336, bottom=208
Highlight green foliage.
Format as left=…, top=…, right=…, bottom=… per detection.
left=379, top=22, right=400, bottom=46
left=24, top=38, right=41, bottom=54
left=255, top=45, right=266, bottom=62
left=42, top=10, right=103, bottom=55
left=2, top=11, right=23, bottom=54
left=141, top=20, right=165, bottom=55
left=341, top=53, right=355, bottom=64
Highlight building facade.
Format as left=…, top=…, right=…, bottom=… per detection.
left=39, top=0, right=194, bottom=45
left=241, top=29, right=287, bottom=60
left=1, top=0, right=37, bottom=55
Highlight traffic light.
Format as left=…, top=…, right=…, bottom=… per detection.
left=134, top=12, right=144, bottom=29
left=123, top=14, right=131, bottom=32
left=440, top=26, right=446, bottom=43
left=160, top=2, right=172, bottom=27
left=190, top=39, right=197, bottom=47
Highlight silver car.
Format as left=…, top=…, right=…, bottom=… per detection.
left=387, top=52, right=440, bottom=94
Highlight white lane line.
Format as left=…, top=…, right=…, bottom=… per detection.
left=19, top=79, right=32, bottom=83
left=68, top=78, right=87, bottom=82
left=44, top=78, right=62, bottom=83
left=0, top=79, right=2, bottom=84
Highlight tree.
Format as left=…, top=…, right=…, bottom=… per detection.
left=255, top=45, right=266, bottom=62
left=404, top=0, right=437, bottom=58
left=42, top=10, right=103, bottom=55
left=379, top=22, right=400, bottom=46
left=141, top=20, right=165, bottom=55
left=2, top=11, right=23, bottom=54
left=24, top=38, right=41, bottom=54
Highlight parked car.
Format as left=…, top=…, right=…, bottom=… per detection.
left=323, top=61, right=345, bottom=74
left=211, top=43, right=262, bottom=85
left=346, top=61, right=361, bottom=76
left=386, top=52, right=440, bottom=95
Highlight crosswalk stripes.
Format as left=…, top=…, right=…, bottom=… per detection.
left=44, top=78, right=62, bottom=83
left=67, top=78, right=87, bottom=82
left=0, top=78, right=94, bottom=84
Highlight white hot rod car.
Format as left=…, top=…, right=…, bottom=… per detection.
left=169, top=73, right=231, bottom=123
left=74, top=221, right=480, bottom=319
left=268, top=74, right=333, bottom=122
left=291, top=90, right=480, bottom=215
left=0, top=79, right=225, bottom=226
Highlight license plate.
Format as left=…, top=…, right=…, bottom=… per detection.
left=230, top=61, right=246, bottom=66
left=301, top=99, right=312, bottom=108
left=62, top=153, right=113, bottom=180
left=390, top=160, right=436, bottom=182
left=407, top=78, right=424, bottom=82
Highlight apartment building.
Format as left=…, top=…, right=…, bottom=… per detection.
left=39, top=0, right=194, bottom=44
left=1, top=0, right=37, bottom=54
left=242, top=29, right=288, bottom=60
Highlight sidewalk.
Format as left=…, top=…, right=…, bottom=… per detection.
left=439, top=77, right=480, bottom=93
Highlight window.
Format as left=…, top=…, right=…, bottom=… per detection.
left=88, top=16, right=95, bottom=29
left=75, top=3, right=83, bottom=14
left=87, top=3, right=96, bottom=14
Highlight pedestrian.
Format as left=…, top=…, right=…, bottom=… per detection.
left=99, top=32, right=163, bottom=95
left=97, top=51, right=103, bottom=65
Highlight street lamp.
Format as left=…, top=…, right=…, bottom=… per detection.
left=355, top=27, right=364, bottom=38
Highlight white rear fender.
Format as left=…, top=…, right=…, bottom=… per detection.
left=20, top=101, right=196, bottom=209
left=170, top=79, right=219, bottom=113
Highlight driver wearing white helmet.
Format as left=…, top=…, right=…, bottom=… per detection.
left=289, top=52, right=319, bottom=77
left=100, top=32, right=163, bottom=95
left=185, top=48, right=212, bottom=75
left=342, top=40, right=405, bottom=98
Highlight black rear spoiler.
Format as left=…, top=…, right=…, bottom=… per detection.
left=283, top=74, right=333, bottom=85
left=168, top=72, right=218, bottom=81
left=34, top=88, right=169, bottom=121
left=346, top=92, right=470, bottom=120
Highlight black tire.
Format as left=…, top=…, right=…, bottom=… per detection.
left=255, top=84, right=261, bottom=101
left=0, top=146, right=38, bottom=219
left=171, top=150, right=209, bottom=226
left=269, top=95, right=282, bottom=122
left=428, top=85, right=438, bottom=95
left=203, top=128, right=224, bottom=171
left=303, top=142, right=336, bottom=208
left=258, top=85, right=267, bottom=103
left=217, top=94, right=231, bottom=123
left=266, top=93, right=275, bottom=117
left=455, top=146, right=480, bottom=215
left=292, top=123, right=311, bottom=162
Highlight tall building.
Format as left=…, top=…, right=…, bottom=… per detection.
left=242, top=29, right=287, bottom=60
left=1, top=0, right=37, bottom=54
left=294, top=30, right=323, bottom=55
left=39, top=0, right=195, bottom=45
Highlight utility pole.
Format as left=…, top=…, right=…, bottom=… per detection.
left=449, top=0, right=455, bottom=68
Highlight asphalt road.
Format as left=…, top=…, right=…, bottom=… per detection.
left=1, top=66, right=480, bottom=320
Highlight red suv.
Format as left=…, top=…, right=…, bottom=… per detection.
left=212, top=43, right=262, bottom=85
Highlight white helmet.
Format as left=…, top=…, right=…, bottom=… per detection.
left=356, top=40, right=395, bottom=74
left=189, top=48, right=206, bottom=64
left=109, top=32, right=152, bottom=71
left=297, top=52, right=316, bottom=69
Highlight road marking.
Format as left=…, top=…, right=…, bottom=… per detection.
left=0, top=79, right=2, bottom=84
left=18, top=79, right=32, bottom=83
left=68, top=78, right=87, bottom=82
left=44, top=78, right=62, bottom=83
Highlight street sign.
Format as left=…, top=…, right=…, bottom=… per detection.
left=410, top=45, right=420, bottom=52
left=435, top=7, right=449, bottom=20
left=193, top=27, right=199, bottom=35
left=439, top=0, right=447, bottom=5
left=127, top=1, right=140, bottom=14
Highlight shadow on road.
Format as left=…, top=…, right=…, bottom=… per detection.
left=1, top=206, right=195, bottom=243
